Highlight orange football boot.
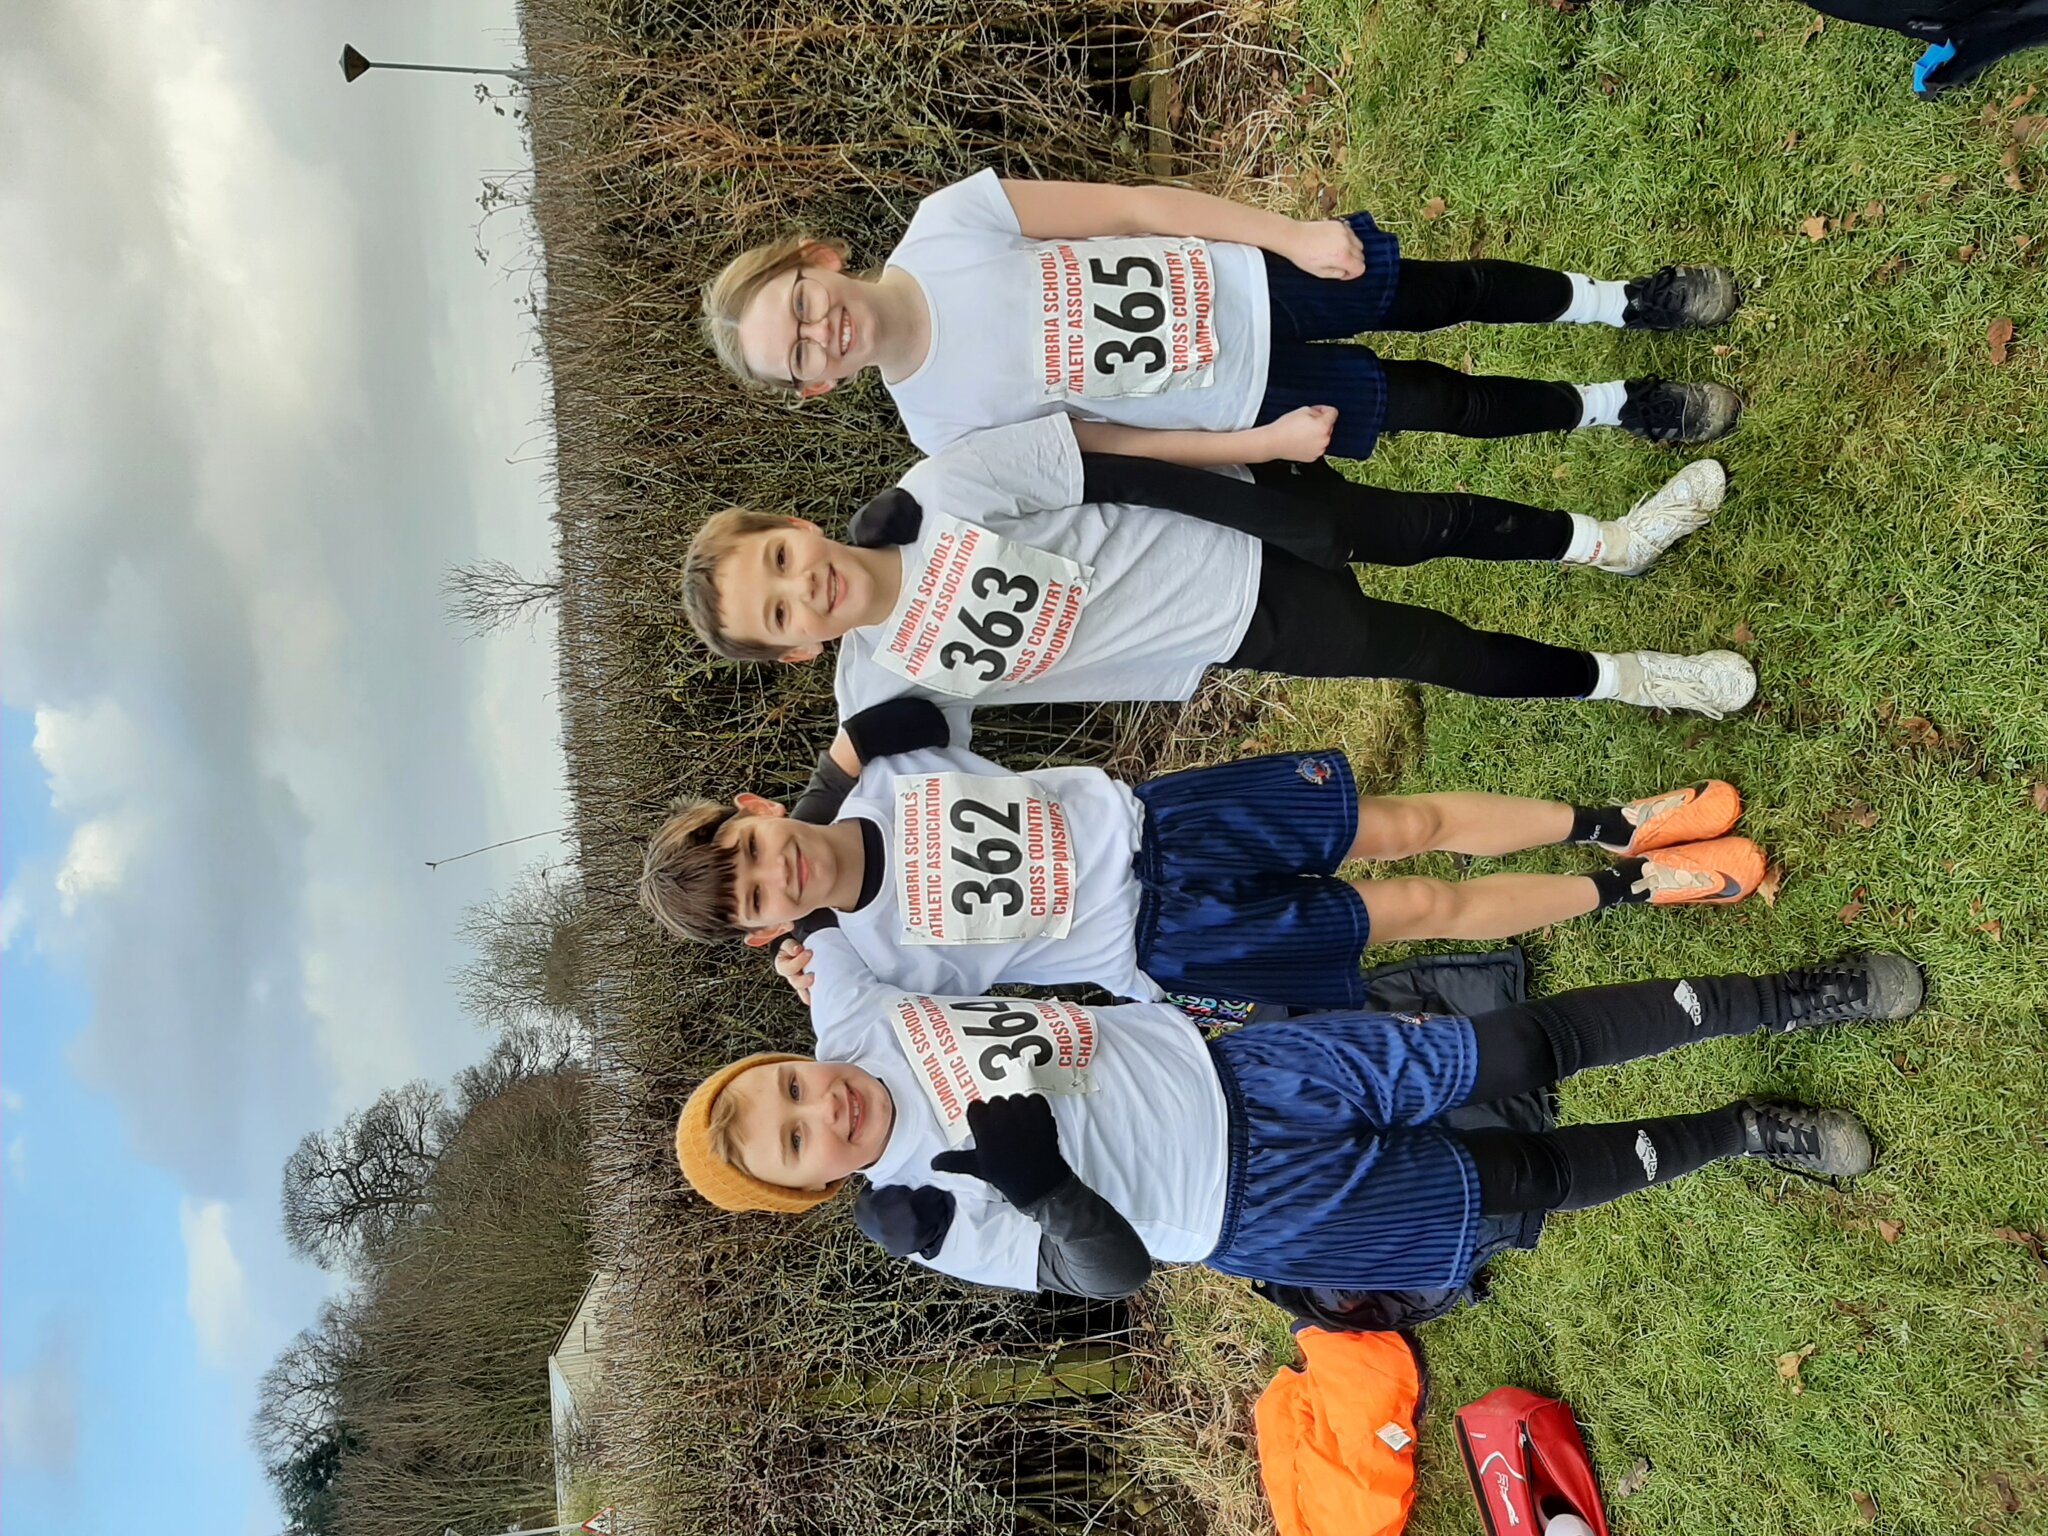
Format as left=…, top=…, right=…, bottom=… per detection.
left=1633, top=836, right=1767, bottom=905
left=1608, top=780, right=1742, bottom=856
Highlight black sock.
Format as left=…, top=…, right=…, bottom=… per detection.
left=1589, top=859, right=1649, bottom=909
left=1464, top=1107, right=1748, bottom=1216
left=1567, top=804, right=1633, bottom=849
left=1520, top=972, right=1780, bottom=1078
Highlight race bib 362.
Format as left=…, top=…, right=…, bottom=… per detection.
left=893, top=771, right=1077, bottom=946
left=886, top=993, right=1098, bottom=1147
left=1035, top=236, right=1219, bottom=402
left=872, top=514, right=1091, bottom=698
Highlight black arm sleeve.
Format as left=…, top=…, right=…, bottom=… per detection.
left=1022, top=1174, right=1153, bottom=1299
left=1077, top=453, right=1351, bottom=569
left=789, top=696, right=953, bottom=826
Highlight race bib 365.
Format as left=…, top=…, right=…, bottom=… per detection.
left=893, top=771, right=1077, bottom=946
left=871, top=514, right=1092, bottom=698
left=1035, top=236, right=1219, bottom=402
left=887, top=993, right=1098, bottom=1147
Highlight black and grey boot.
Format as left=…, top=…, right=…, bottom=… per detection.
left=1620, top=379, right=1743, bottom=444
left=1737, top=1101, right=1874, bottom=1178
left=1622, top=265, right=1741, bottom=329
left=1775, top=953, right=1926, bottom=1033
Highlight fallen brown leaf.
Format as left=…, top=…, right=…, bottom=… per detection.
left=1893, top=1051, right=1917, bottom=1076
left=1421, top=196, right=1447, bottom=220
left=1453, top=46, right=1470, bottom=64
left=1758, top=863, right=1785, bottom=907
left=1315, top=183, right=1338, bottom=215
left=1730, top=620, right=1756, bottom=644
left=1958, top=242, right=1979, bottom=263
left=1841, top=900, right=1866, bottom=924
left=1802, top=12, right=1827, bottom=41
left=2014, top=85, right=2040, bottom=109
left=1800, top=214, right=1831, bottom=242
left=1993, top=1227, right=2048, bottom=1276
left=1782, top=129, right=1802, bottom=151
left=2032, top=782, right=2048, bottom=813
left=2014, top=114, right=2048, bottom=146
left=1980, top=918, right=2005, bottom=941
left=1852, top=1490, right=1880, bottom=1523
left=1990, top=316, right=2015, bottom=363
left=1992, top=1470, right=2022, bottom=1514
left=1864, top=199, right=1886, bottom=223
left=1778, top=1343, right=1817, bottom=1392
left=1713, top=342, right=1734, bottom=355
left=1614, top=1458, right=1654, bottom=1499
left=1876, top=1218, right=1903, bottom=1243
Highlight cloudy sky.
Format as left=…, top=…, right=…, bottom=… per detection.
left=1, top=2, right=564, bottom=1528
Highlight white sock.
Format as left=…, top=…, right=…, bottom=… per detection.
left=1587, top=651, right=1622, bottom=700
left=1560, top=512, right=1606, bottom=565
left=1575, top=380, right=1628, bottom=428
left=1558, top=272, right=1628, bottom=326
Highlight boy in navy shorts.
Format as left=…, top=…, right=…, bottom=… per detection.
left=638, top=701, right=1766, bottom=1012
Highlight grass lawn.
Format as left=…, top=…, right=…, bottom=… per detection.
left=1138, top=5, right=2048, bottom=1534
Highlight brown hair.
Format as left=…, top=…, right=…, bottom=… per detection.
left=701, top=234, right=853, bottom=391
left=682, top=508, right=806, bottom=662
left=638, top=797, right=746, bottom=942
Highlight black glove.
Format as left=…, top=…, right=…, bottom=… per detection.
left=929, top=1094, right=1071, bottom=1209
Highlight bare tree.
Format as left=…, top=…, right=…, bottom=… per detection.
left=280, top=1083, right=450, bottom=1272
left=455, top=860, right=589, bottom=1032
left=442, top=558, right=560, bottom=638
left=452, top=1020, right=583, bottom=1115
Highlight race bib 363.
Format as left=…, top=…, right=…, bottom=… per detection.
left=886, top=993, right=1098, bottom=1146
left=893, top=771, right=1077, bottom=946
left=872, top=514, right=1092, bottom=698
left=1035, top=236, right=1219, bottom=402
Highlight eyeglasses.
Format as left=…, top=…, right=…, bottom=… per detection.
left=789, top=272, right=830, bottom=385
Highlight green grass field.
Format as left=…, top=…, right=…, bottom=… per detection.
left=1144, top=6, right=2048, bottom=1534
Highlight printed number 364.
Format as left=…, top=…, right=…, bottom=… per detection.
left=951, top=999, right=1054, bottom=1080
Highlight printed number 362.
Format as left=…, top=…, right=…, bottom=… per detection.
left=1089, top=254, right=1166, bottom=378
left=937, top=566, right=1042, bottom=682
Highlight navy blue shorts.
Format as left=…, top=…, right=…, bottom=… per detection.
left=1205, top=1011, right=1484, bottom=1291
left=1256, top=210, right=1403, bottom=460
left=1132, top=751, right=1368, bottom=1009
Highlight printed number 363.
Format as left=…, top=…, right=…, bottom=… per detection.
left=938, top=565, right=1042, bottom=682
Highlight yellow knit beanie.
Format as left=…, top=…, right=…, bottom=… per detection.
left=674, top=1052, right=843, bottom=1213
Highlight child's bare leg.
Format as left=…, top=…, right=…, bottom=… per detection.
left=1347, top=793, right=1572, bottom=862
left=1356, top=873, right=1597, bottom=944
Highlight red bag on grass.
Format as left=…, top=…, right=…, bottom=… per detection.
left=1454, top=1387, right=1611, bottom=1536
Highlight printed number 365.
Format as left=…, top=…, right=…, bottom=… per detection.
left=1090, top=254, right=1165, bottom=378
left=937, top=566, right=1042, bottom=682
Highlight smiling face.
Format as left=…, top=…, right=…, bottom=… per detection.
left=724, top=1058, right=895, bottom=1190
left=735, top=249, right=881, bottom=397
left=712, top=801, right=849, bottom=936
left=714, top=520, right=883, bottom=660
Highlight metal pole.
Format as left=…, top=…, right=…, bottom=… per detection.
left=340, top=45, right=528, bottom=84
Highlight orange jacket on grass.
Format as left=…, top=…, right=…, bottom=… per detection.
left=1254, top=1327, right=1421, bottom=1536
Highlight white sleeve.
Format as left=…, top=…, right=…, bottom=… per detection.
left=918, top=1185, right=1043, bottom=1291
left=806, top=930, right=893, bottom=1051
left=903, top=167, right=1020, bottom=242
left=897, top=417, right=1084, bottom=522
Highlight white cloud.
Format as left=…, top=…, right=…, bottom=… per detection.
left=0, top=882, right=26, bottom=952
left=0, top=1323, right=79, bottom=1476
left=179, top=1198, right=253, bottom=1371
left=53, top=817, right=139, bottom=914
left=7, top=1135, right=27, bottom=1187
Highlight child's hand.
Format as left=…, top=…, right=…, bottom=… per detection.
left=773, top=938, right=816, bottom=1007
left=1256, top=404, right=1338, bottom=463
left=1286, top=218, right=1367, bottom=280
left=929, top=1094, right=1071, bottom=1209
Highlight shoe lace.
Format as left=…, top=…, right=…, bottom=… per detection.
left=1638, top=654, right=1731, bottom=712
left=1622, top=788, right=1690, bottom=831
left=1781, top=961, right=1869, bottom=1024
left=1631, top=856, right=1724, bottom=898
left=1625, top=382, right=1686, bottom=440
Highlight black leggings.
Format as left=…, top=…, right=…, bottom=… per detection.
left=1451, top=971, right=1807, bottom=1216
left=1226, top=551, right=1599, bottom=698
left=1381, top=260, right=1588, bottom=438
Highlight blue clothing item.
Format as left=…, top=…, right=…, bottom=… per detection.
left=1133, top=751, right=1369, bottom=1008
left=1914, top=38, right=1958, bottom=90
left=1205, top=1011, right=1484, bottom=1292
left=1256, top=210, right=1402, bottom=459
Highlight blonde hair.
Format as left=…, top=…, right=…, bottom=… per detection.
left=674, top=1053, right=840, bottom=1214
left=639, top=797, right=745, bottom=942
left=701, top=235, right=853, bottom=391
left=681, top=507, right=808, bottom=662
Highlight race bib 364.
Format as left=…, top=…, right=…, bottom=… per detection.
left=872, top=514, right=1092, bottom=698
left=893, top=771, right=1077, bottom=946
left=1035, top=236, right=1219, bottom=402
left=887, top=993, right=1098, bottom=1147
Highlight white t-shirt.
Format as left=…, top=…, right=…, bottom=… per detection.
left=806, top=927, right=1231, bottom=1289
left=832, top=416, right=1261, bottom=728
left=830, top=743, right=1155, bottom=1002
left=883, top=169, right=1273, bottom=455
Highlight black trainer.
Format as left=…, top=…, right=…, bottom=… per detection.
left=1620, top=378, right=1742, bottom=445
left=1622, top=264, right=1741, bottom=330
left=1776, top=953, right=1926, bottom=1033
left=1737, top=1101, right=1874, bottom=1178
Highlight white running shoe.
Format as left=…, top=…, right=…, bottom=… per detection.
left=1595, top=459, right=1728, bottom=575
left=1609, top=649, right=1757, bottom=718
